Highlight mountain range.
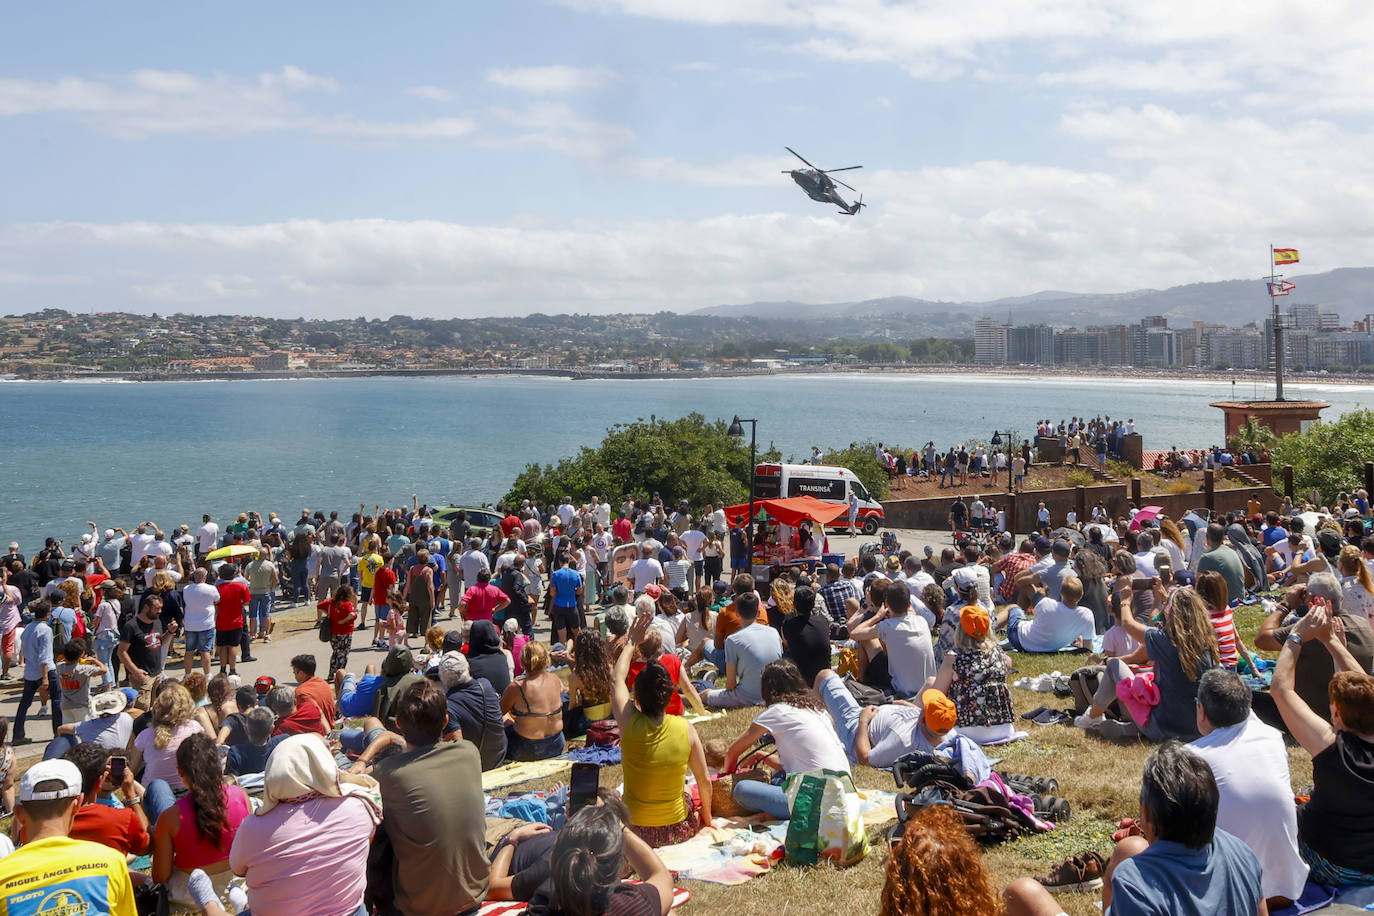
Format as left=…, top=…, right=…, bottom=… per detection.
left=692, top=266, right=1374, bottom=335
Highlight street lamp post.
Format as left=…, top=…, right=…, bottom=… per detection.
left=728, top=415, right=758, bottom=566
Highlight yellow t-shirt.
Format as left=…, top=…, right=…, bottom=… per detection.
left=0, top=835, right=136, bottom=916
left=359, top=553, right=384, bottom=589
left=621, top=711, right=690, bottom=827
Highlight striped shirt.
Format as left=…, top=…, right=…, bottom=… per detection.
left=1210, top=604, right=1239, bottom=667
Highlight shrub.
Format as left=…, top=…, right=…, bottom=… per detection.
left=1060, top=469, right=1093, bottom=491
left=1165, top=479, right=1196, bottom=495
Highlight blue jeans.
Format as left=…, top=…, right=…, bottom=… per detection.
left=290, top=558, right=310, bottom=601
left=144, top=778, right=177, bottom=826
left=817, top=673, right=862, bottom=765
left=95, top=630, right=119, bottom=689
left=43, top=734, right=78, bottom=761
left=732, top=778, right=791, bottom=819
left=14, top=672, right=61, bottom=741
left=703, top=645, right=726, bottom=674
left=1003, top=606, right=1027, bottom=651
left=249, top=594, right=273, bottom=629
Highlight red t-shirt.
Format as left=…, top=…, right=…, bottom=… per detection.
left=500, top=515, right=522, bottom=537
left=273, top=697, right=327, bottom=736
left=322, top=599, right=356, bottom=638
left=216, top=580, right=250, bottom=630
left=373, top=567, right=397, bottom=607
left=71, top=802, right=150, bottom=856
left=294, top=676, right=337, bottom=725
left=627, top=653, right=685, bottom=716
left=613, top=518, right=633, bottom=542
left=462, top=583, right=507, bottom=622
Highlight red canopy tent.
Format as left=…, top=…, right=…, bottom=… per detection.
left=721, top=495, right=850, bottom=529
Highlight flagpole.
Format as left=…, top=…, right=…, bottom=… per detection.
left=1271, top=243, right=1285, bottom=401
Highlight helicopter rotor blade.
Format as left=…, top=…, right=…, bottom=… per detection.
left=822, top=166, right=863, bottom=173
left=785, top=146, right=820, bottom=170
left=832, top=178, right=859, bottom=193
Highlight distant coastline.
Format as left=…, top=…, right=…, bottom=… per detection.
left=4, top=363, right=1374, bottom=389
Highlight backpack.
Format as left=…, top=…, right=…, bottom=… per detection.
left=50, top=613, right=69, bottom=657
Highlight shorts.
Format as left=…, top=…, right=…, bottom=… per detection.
left=216, top=628, right=243, bottom=648
left=360, top=586, right=373, bottom=603
left=550, top=605, right=581, bottom=634
left=185, top=629, right=215, bottom=654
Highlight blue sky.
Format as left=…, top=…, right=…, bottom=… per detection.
left=2, top=1, right=1372, bottom=318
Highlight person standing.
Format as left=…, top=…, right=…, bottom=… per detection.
left=216, top=566, right=250, bottom=677
left=848, top=491, right=860, bottom=535
left=182, top=569, right=219, bottom=678
left=118, top=594, right=167, bottom=689
left=14, top=602, right=60, bottom=745
left=244, top=550, right=278, bottom=643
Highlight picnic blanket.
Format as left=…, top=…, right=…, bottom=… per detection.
left=1271, top=882, right=1336, bottom=916
left=482, top=757, right=572, bottom=791
left=653, top=788, right=899, bottom=886
left=476, top=885, right=693, bottom=914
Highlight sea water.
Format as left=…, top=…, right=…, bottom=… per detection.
left=3, top=372, right=1372, bottom=547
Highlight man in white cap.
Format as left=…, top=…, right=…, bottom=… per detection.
left=0, top=758, right=136, bottom=914
left=96, top=527, right=126, bottom=573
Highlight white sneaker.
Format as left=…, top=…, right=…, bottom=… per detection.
left=1074, top=711, right=1105, bottom=730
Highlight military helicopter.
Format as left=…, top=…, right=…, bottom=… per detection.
left=783, top=147, right=865, bottom=215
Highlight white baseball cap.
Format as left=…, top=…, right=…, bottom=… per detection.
left=19, top=759, right=83, bottom=802
left=104, top=529, right=115, bottom=539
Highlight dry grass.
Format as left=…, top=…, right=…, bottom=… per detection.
left=95, top=599, right=1300, bottom=916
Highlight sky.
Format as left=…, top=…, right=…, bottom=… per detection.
left=2, top=1, right=1373, bottom=319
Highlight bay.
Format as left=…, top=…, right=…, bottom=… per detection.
left=4, top=372, right=1372, bottom=549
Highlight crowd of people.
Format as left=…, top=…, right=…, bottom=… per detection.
left=2, top=480, right=1374, bottom=915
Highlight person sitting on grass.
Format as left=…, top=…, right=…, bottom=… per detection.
left=929, top=605, right=1016, bottom=745
left=566, top=629, right=615, bottom=738
left=998, top=573, right=1096, bottom=653
left=1100, top=741, right=1264, bottom=915
left=229, top=733, right=381, bottom=916
left=847, top=581, right=937, bottom=699
left=884, top=803, right=1048, bottom=916
left=0, top=759, right=136, bottom=915
left=486, top=788, right=629, bottom=902
left=1075, top=584, right=1219, bottom=741
left=437, top=649, right=507, bottom=771
left=703, top=592, right=783, bottom=709
left=1272, top=600, right=1374, bottom=885
left=525, top=803, right=675, bottom=916
left=719, top=659, right=850, bottom=819
left=64, top=741, right=151, bottom=857
left=225, top=706, right=286, bottom=777
left=812, top=667, right=989, bottom=779
left=151, top=733, right=252, bottom=908
left=626, top=629, right=708, bottom=718
left=612, top=611, right=713, bottom=846
left=1189, top=668, right=1309, bottom=909
left=500, top=641, right=566, bottom=761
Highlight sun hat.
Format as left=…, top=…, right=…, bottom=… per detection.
left=960, top=605, right=990, bottom=640
left=19, top=759, right=82, bottom=802
left=90, top=690, right=128, bottom=718
left=951, top=568, right=978, bottom=592
left=643, top=584, right=663, bottom=600
left=437, top=650, right=472, bottom=687
left=920, top=689, right=958, bottom=735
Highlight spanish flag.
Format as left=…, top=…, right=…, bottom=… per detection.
left=1274, top=248, right=1300, bottom=264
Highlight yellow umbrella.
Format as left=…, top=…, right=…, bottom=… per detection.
left=205, top=544, right=260, bottom=561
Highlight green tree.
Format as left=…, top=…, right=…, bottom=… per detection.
left=502, top=414, right=772, bottom=509
left=1270, top=409, right=1374, bottom=501
left=1228, top=417, right=1276, bottom=455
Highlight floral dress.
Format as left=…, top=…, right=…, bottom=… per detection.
left=950, top=649, right=1014, bottom=728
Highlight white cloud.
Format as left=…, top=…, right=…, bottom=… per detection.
left=625, top=154, right=787, bottom=187
left=675, top=61, right=716, bottom=72
left=0, top=67, right=470, bottom=140
left=406, top=85, right=456, bottom=103
left=7, top=102, right=1372, bottom=318
left=485, top=65, right=619, bottom=94
left=483, top=103, right=635, bottom=159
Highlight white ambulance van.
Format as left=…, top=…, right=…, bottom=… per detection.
left=752, top=463, right=886, bottom=534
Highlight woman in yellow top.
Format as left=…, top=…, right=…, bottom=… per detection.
left=612, top=610, right=712, bottom=847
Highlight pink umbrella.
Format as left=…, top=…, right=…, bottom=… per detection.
left=1128, top=505, right=1164, bottom=532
